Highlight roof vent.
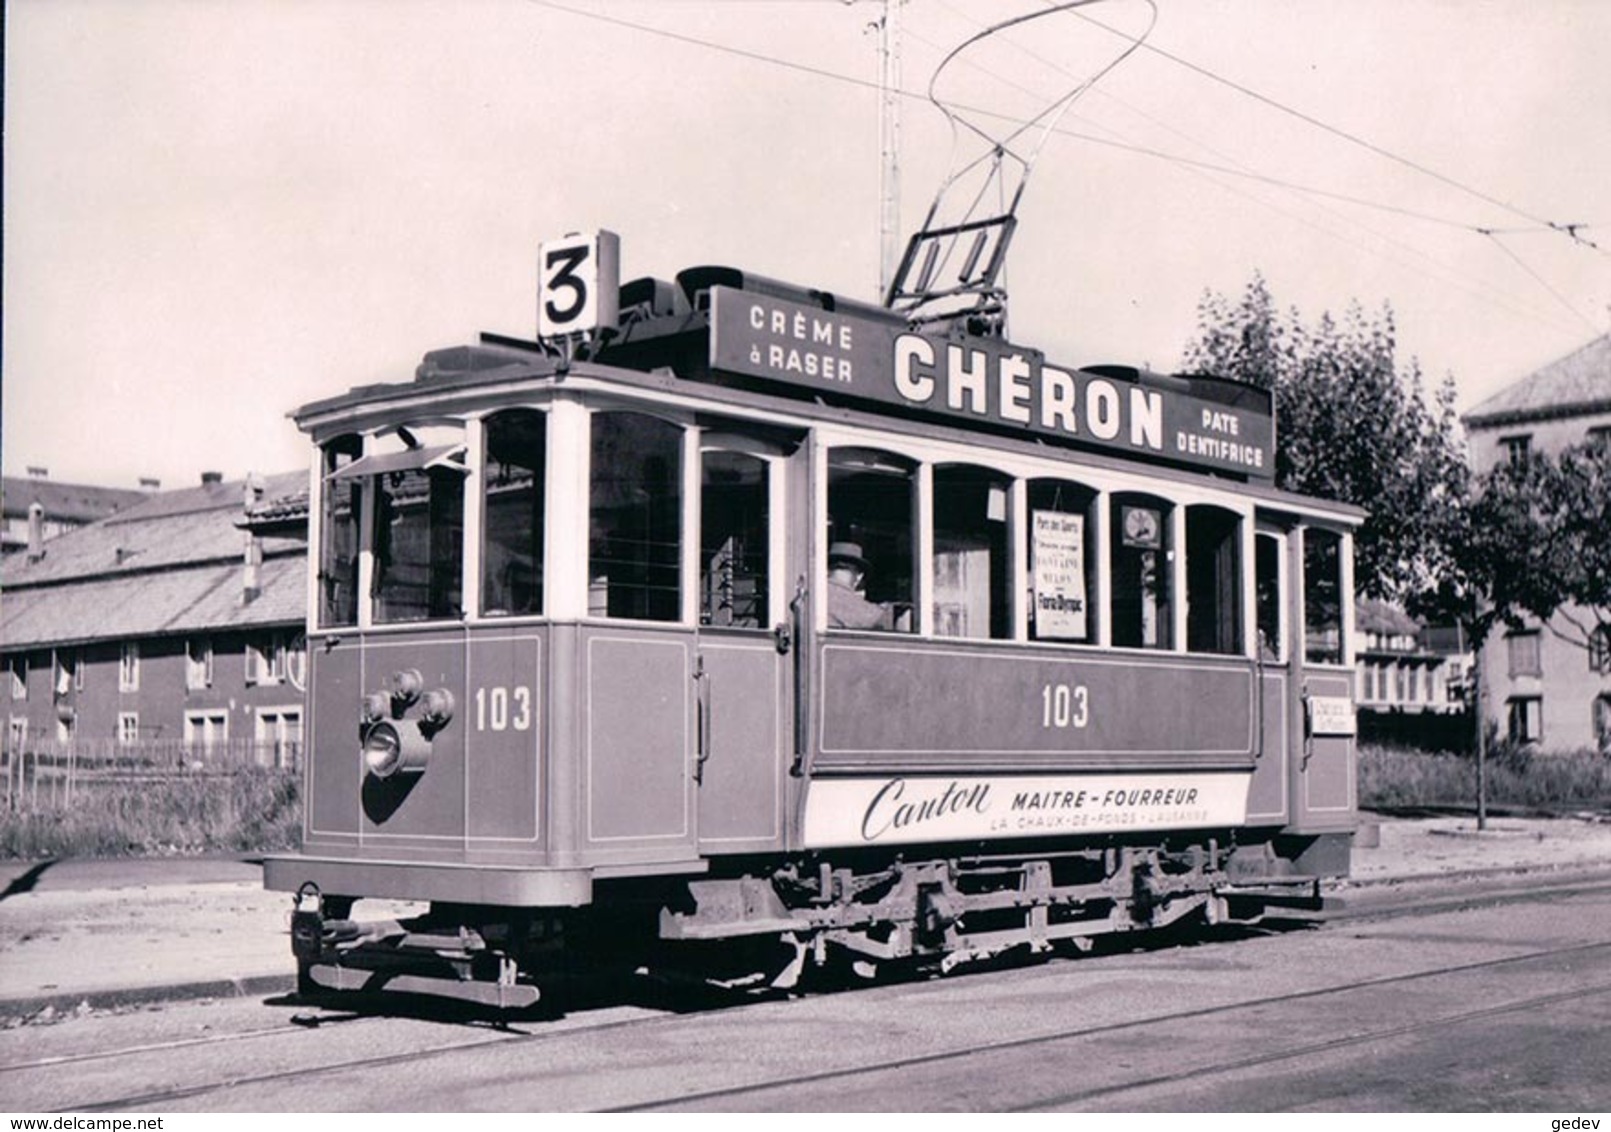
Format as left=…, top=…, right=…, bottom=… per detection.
left=201, top=471, right=224, bottom=486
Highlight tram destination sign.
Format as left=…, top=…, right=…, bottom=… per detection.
left=709, top=286, right=1275, bottom=479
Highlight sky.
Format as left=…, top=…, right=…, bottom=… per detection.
left=5, top=0, right=1609, bottom=490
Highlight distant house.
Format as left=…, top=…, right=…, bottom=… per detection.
left=1354, top=599, right=1469, bottom=716
left=1, top=472, right=151, bottom=556
left=1463, top=333, right=1611, bottom=752
left=1, top=471, right=311, bottom=766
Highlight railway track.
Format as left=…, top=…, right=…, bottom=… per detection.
left=7, top=868, right=1607, bottom=1112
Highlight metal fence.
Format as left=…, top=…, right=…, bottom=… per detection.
left=0, top=738, right=302, bottom=810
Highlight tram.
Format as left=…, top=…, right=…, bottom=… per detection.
left=265, top=231, right=1361, bottom=1007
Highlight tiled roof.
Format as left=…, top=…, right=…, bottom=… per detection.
left=1, top=470, right=308, bottom=649
left=1, top=554, right=304, bottom=650
left=0, top=477, right=150, bottom=524
left=1464, top=334, right=1611, bottom=428
left=2, top=471, right=306, bottom=587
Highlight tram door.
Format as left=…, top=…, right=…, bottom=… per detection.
left=693, top=435, right=797, bottom=853
left=1290, top=524, right=1357, bottom=832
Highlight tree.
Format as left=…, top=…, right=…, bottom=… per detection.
left=1459, top=442, right=1611, bottom=656
left=1182, top=274, right=1469, bottom=607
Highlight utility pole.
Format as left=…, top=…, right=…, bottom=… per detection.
left=877, top=0, right=902, bottom=301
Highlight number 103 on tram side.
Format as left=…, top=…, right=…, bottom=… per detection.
left=266, top=230, right=1363, bottom=1009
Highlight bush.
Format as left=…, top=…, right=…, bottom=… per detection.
left=1358, top=741, right=1611, bottom=811
left=0, top=769, right=301, bottom=859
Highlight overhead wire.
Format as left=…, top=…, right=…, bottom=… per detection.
left=1052, top=1, right=1606, bottom=257
left=525, top=0, right=1603, bottom=334
left=916, top=1, right=1591, bottom=336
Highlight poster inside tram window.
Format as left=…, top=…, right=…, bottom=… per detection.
left=1032, top=510, right=1087, bottom=639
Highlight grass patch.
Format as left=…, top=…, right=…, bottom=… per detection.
left=0, top=769, right=301, bottom=859
left=1359, top=742, right=1611, bottom=811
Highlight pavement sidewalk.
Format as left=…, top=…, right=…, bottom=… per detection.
left=2, top=814, right=1610, bottom=1022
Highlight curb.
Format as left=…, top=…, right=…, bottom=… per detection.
left=0, top=973, right=296, bottom=1023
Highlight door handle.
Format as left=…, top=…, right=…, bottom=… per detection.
left=693, top=655, right=712, bottom=784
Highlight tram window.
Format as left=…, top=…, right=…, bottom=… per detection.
left=932, top=465, right=1010, bottom=640
left=826, top=448, right=914, bottom=633
left=590, top=412, right=682, bottom=622
left=1110, top=493, right=1173, bottom=650
left=373, top=460, right=467, bottom=624
left=1255, top=533, right=1283, bottom=660
left=318, top=434, right=363, bottom=629
left=1303, top=527, right=1344, bottom=664
left=481, top=410, right=546, bottom=617
left=1027, top=479, right=1097, bottom=644
left=1185, top=505, right=1243, bottom=655
left=701, top=450, right=768, bottom=628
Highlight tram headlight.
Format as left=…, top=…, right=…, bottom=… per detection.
left=360, top=691, right=391, bottom=724
left=390, top=668, right=424, bottom=703
left=362, top=720, right=431, bottom=779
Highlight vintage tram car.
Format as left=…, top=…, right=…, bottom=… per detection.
left=266, top=238, right=1361, bottom=1007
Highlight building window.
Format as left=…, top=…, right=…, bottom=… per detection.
left=54, top=651, right=82, bottom=695
left=1506, top=630, right=1542, bottom=678
left=246, top=633, right=288, bottom=685
left=7, top=717, right=25, bottom=754
left=1506, top=696, right=1542, bottom=744
left=1589, top=625, right=1611, bottom=675
left=186, top=638, right=214, bottom=690
left=119, top=642, right=140, bottom=692
left=5, top=656, right=25, bottom=701
left=1501, top=434, right=1532, bottom=468
left=184, top=710, right=229, bottom=754
left=118, top=712, right=140, bottom=745
left=255, top=707, right=303, bottom=768
left=56, top=712, right=75, bottom=743
left=1587, top=425, right=1611, bottom=450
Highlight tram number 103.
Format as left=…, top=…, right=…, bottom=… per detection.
left=474, top=685, right=534, bottom=732
left=1040, top=683, right=1090, bottom=730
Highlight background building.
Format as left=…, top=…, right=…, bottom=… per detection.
left=1463, top=333, right=1611, bottom=752
left=2, top=471, right=311, bottom=767
left=2, top=470, right=151, bottom=555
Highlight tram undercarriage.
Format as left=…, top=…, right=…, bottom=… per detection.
left=289, top=832, right=1339, bottom=1010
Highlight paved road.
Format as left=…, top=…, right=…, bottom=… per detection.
left=4, top=880, right=1607, bottom=1111
left=0, top=855, right=262, bottom=896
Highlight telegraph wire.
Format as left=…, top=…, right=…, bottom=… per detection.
left=1480, top=231, right=1604, bottom=335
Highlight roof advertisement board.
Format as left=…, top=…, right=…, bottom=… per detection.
left=709, top=285, right=1274, bottom=479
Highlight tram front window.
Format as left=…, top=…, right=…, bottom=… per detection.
left=590, top=412, right=682, bottom=622
left=932, top=465, right=1010, bottom=640
left=373, top=459, right=467, bottom=624
left=482, top=410, right=546, bottom=617
left=318, top=434, right=362, bottom=629
left=826, top=448, right=914, bottom=633
left=1111, top=493, right=1172, bottom=650
left=1185, top=505, right=1242, bottom=655
left=701, top=450, right=768, bottom=628
left=1028, top=478, right=1098, bottom=644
